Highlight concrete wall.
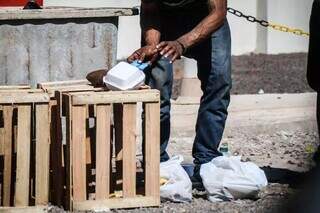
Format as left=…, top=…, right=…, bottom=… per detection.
left=45, top=0, right=312, bottom=57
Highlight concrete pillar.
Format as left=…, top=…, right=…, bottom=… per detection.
left=255, top=0, right=268, bottom=53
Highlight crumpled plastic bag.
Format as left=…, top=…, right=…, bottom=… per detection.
left=160, top=155, right=192, bottom=203
left=200, top=156, right=268, bottom=202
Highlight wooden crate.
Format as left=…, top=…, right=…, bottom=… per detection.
left=0, top=89, right=50, bottom=209
left=63, top=90, right=160, bottom=211
left=37, top=80, right=105, bottom=208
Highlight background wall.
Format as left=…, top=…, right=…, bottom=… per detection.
left=44, top=0, right=313, bottom=58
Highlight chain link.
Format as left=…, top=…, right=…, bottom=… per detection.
left=227, top=7, right=309, bottom=37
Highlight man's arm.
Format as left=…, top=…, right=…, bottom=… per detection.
left=140, top=1, right=161, bottom=46
left=128, top=0, right=161, bottom=63
left=157, top=0, right=227, bottom=62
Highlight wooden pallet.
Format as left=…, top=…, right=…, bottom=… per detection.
left=0, top=89, right=50, bottom=208
left=37, top=80, right=105, bottom=208
left=64, top=90, right=161, bottom=211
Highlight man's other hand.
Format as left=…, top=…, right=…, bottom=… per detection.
left=156, top=40, right=185, bottom=63
left=127, top=45, right=159, bottom=64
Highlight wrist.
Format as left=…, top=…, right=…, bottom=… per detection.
left=176, top=39, right=186, bottom=54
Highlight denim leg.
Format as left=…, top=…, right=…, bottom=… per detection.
left=192, top=20, right=232, bottom=165
left=145, top=57, right=173, bottom=162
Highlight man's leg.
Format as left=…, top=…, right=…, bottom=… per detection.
left=145, top=57, right=173, bottom=162
left=192, top=20, right=232, bottom=170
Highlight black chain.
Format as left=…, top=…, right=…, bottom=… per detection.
left=227, top=7, right=270, bottom=28
left=227, top=7, right=309, bottom=37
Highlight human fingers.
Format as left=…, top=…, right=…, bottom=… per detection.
left=164, top=48, right=176, bottom=59
left=170, top=52, right=181, bottom=63
left=156, top=41, right=168, bottom=51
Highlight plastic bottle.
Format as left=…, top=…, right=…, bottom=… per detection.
left=219, top=143, right=231, bottom=157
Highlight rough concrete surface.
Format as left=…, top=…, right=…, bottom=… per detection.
left=0, top=22, right=118, bottom=86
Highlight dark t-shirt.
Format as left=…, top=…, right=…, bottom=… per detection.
left=143, top=0, right=208, bottom=10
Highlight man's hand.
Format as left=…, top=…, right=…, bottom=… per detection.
left=156, top=40, right=185, bottom=63
left=127, top=45, right=159, bottom=64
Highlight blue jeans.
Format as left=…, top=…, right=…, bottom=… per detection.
left=145, top=20, right=232, bottom=164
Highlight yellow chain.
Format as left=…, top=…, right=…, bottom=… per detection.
left=269, top=23, right=310, bottom=37
left=227, top=8, right=310, bottom=38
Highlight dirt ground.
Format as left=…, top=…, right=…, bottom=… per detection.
left=231, top=53, right=311, bottom=94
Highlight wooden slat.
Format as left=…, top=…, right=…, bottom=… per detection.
left=144, top=103, right=160, bottom=201
left=0, top=107, right=4, bottom=155
left=15, top=105, right=31, bottom=206
left=0, top=85, right=31, bottom=90
left=85, top=106, right=92, bottom=165
left=114, top=104, right=123, bottom=188
left=0, top=205, right=48, bottom=213
left=122, top=103, right=137, bottom=198
left=64, top=94, right=73, bottom=210
left=2, top=106, right=13, bottom=206
left=0, top=89, right=43, bottom=93
left=73, top=196, right=159, bottom=211
left=0, top=93, right=49, bottom=104
left=95, top=105, right=111, bottom=199
left=72, top=90, right=160, bottom=105
left=49, top=97, right=63, bottom=206
left=72, top=106, right=87, bottom=202
left=37, top=80, right=90, bottom=89
left=35, top=104, right=50, bottom=205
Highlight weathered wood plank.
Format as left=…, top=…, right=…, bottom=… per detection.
left=0, top=205, right=48, bottom=213
left=73, top=196, right=159, bottom=211
left=49, top=96, right=63, bottom=206
left=2, top=106, right=13, bottom=206
left=15, top=105, right=31, bottom=206
left=35, top=104, right=50, bottom=205
left=0, top=93, right=49, bottom=104
left=72, top=106, right=87, bottom=202
left=144, top=103, right=160, bottom=202
left=0, top=89, right=44, bottom=93
left=114, top=104, right=123, bottom=189
left=95, top=105, right=111, bottom=199
left=0, top=106, right=4, bottom=155
left=37, top=80, right=90, bottom=89
left=64, top=94, right=72, bottom=209
left=0, top=8, right=137, bottom=21
left=0, top=85, right=31, bottom=90
left=72, top=90, right=160, bottom=105
left=122, top=104, right=137, bottom=198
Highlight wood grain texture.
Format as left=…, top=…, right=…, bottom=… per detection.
left=2, top=106, right=13, bottom=206
left=122, top=104, right=137, bottom=198
left=144, top=102, right=160, bottom=202
left=35, top=104, right=50, bottom=205
left=0, top=93, right=50, bottom=104
left=114, top=104, right=123, bottom=187
left=72, top=106, right=87, bottom=202
left=95, top=105, right=111, bottom=199
left=73, top=196, right=159, bottom=211
left=15, top=105, right=31, bottom=206
left=72, top=90, right=160, bottom=105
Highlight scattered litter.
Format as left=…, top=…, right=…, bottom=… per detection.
left=160, top=155, right=192, bottom=203
left=200, top=156, right=268, bottom=202
left=258, top=89, right=265, bottom=94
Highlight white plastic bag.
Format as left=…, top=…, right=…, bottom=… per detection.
left=160, top=155, right=192, bottom=203
left=200, top=156, right=268, bottom=202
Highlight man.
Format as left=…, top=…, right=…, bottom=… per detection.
left=307, top=0, right=320, bottom=163
left=128, top=0, right=231, bottom=181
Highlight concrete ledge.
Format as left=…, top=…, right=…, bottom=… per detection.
left=0, top=7, right=137, bottom=20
